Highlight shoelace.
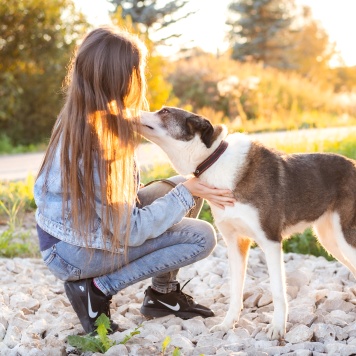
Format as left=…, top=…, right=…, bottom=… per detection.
left=176, top=280, right=195, bottom=305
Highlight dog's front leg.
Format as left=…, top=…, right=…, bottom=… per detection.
left=260, top=239, right=287, bottom=340
left=211, top=222, right=250, bottom=333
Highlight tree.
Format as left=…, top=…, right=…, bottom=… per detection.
left=227, top=0, right=294, bottom=68
left=111, top=8, right=178, bottom=110
left=108, top=0, right=195, bottom=44
left=0, top=0, right=87, bottom=145
left=286, top=6, right=336, bottom=80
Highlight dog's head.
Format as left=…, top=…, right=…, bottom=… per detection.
left=140, top=107, right=227, bottom=175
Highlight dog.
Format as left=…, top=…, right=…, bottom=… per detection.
left=139, top=106, right=356, bottom=339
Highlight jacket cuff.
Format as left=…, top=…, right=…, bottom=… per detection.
left=171, top=183, right=196, bottom=212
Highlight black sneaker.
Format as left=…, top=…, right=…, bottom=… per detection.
left=64, top=278, right=119, bottom=334
left=140, top=282, right=214, bottom=319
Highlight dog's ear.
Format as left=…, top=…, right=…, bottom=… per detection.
left=186, top=116, right=214, bottom=148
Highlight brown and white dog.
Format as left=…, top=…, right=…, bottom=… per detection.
left=139, top=106, right=356, bottom=339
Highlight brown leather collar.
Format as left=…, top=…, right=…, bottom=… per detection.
left=193, top=140, right=229, bottom=177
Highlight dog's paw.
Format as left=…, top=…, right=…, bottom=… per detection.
left=210, top=323, right=230, bottom=333
left=265, top=324, right=285, bottom=340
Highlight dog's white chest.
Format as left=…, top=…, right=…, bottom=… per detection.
left=211, top=202, right=265, bottom=242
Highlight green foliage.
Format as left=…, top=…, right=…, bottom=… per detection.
left=119, top=325, right=141, bottom=345
left=0, top=135, right=45, bottom=154
left=0, top=228, right=36, bottom=258
left=68, top=314, right=141, bottom=353
left=0, top=175, right=38, bottom=257
left=0, top=175, right=36, bottom=213
left=0, top=196, right=38, bottom=258
left=96, top=314, right=116, bottom=351
left=0, top=0, right=88, bottom=145
left=161, top=336, right=171, bottom=355
left=140, top=163, right=176, bottom=185
left=226, top=1, right=335, bottom=79
left=198, top=202, right=213, bottom=224
left=272, top=133, right=356, bottom=159
left=168, top=53, right=356, bottom=131
left=283, top=228, right=334, bottom=261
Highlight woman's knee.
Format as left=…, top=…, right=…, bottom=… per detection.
left=198, top=220, right=217, bottom=256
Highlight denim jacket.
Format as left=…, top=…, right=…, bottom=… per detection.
left=34, top=145, right=195, bottom=253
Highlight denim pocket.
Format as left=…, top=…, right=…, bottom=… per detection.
left=42, top=244, right=81, bottom=281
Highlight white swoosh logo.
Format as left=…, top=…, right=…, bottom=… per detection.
left=88, top=292, right=98, bottom=318
left=157, top=300, right=180, bottom=311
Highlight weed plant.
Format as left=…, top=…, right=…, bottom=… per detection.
left=0, top=175, right=38, bottom=257
left=68, top=314, right=141, bottom=353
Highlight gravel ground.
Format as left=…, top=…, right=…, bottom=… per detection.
left=1, top=234, right=356, bottom=356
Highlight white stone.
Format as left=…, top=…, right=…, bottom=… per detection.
left=258, top=292, right=272, bottom=307
left=2, top=244, right=356, bottom=355
left=312, top=323, right=337, bottom=342
left=10, top=293, right=39, bottom=311
left=3, top=324, right=22, bottom=349
left=182, top=318, right=208, bottom=336
left=290, top=341, right=325, bottom=352
left=325, top=342, right=356, bottom=355
left=322, top=299, right=355, bottom=313
left=286, top=268, right=311, bottom=289
left=285, top=325, right=313, bottom=344
left=166, top=324, right=182, bottom=336
left=326, top=291, right=350, bottom=301
left=170, top=334, right=194, bottom=350
left=104, top=344, right=128, bottom=355
left=244, top=292, right=262, bottom=308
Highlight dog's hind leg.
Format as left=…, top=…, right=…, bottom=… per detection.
left=314, top=212, right=356, bottom=278
left=210, top=221, right=251, bottom=333
left=258, top=238, right=287, bottom=340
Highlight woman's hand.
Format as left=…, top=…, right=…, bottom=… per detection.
left=183, top=177, right=236, bottom=210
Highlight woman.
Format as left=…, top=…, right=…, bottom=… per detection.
left=34, top=26, right=235, bottom=334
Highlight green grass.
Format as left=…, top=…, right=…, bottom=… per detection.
left=0, top=228, right=38, bottom=258
left=272, top=133, right=356, bottom=159
left=0, top=134, right=46, bottom=155
left=0, top=175, right=36, bottom=212
left=0, top=175, right=38, bottom=258
left=140, top=163, right=177, bottom=185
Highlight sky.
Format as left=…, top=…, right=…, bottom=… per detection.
left=74, top=0, right=356, bottom=67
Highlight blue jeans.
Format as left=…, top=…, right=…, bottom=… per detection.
left=40, top=176, right=216, bottom=295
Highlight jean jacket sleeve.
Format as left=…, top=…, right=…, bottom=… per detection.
left=94, top=183, right=196, bottom=247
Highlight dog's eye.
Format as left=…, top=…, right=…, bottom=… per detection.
left=159, top=108, right=169, bottom=114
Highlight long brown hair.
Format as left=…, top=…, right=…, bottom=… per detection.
left=39, top=26, right=148, bottom=254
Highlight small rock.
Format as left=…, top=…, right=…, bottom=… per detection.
left=258, top=292, right=272, bottom=307
left=312, top=323, right=337, bottom=342
left=322, top=299, right=354, bottom=313
left=182, top=318, right=208, bottom=336
left=104, top=344, right=128, bottom=355
left=285, top=325, right=313, bottom=344
left=244, top=292, right=262, bottom=308
left=170, top=334, right=194, bottom=350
